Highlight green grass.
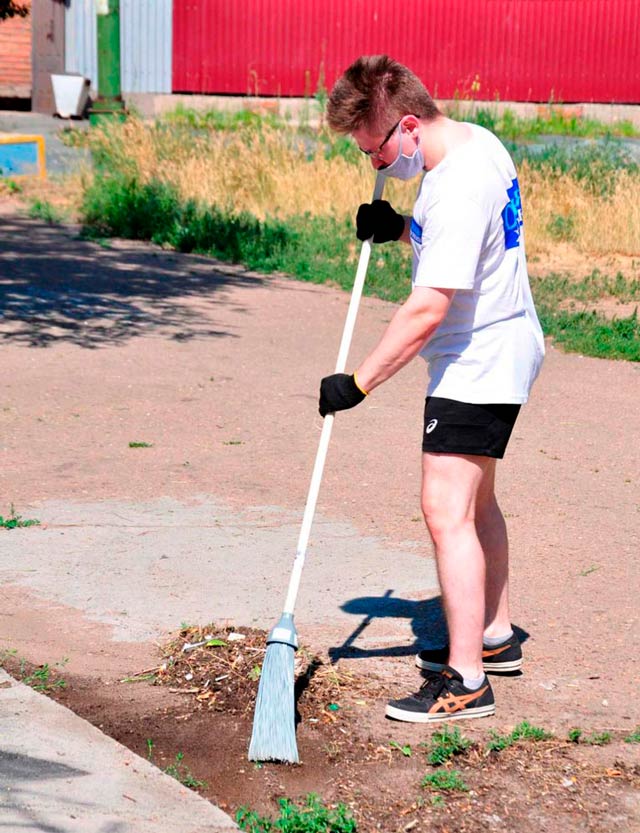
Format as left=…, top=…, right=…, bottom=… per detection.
left=236, top=793, right=357, bottom=832
left=538, top=307, right=640, bottom=362
left=532, top=271, right=640, bottom=305
left=159, top=104, right=288, bottom=133
left=423, top=726, right=472, bottom=766
left=80, top=173, right=411, bottom=303
left=161, top=102, right=640, bottom=143
left=487, top=721, right=553, bottom=752
left=421, top=769, right=469, bottom=793
left=459, top=105, right=639, bottom=141
left=511, top=140, right=638, bottom=197
left=531, top=271, right=640, bottom=362
left=624, top=727, right=640, bottom=744
left=128, top=441, right=153, bottom=448
left=28, top=199, right=66, bottom=224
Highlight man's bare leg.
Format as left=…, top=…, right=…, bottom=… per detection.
left=421, top=452, right=493, bottom=681
left=475, top=460, right=512, bottom=638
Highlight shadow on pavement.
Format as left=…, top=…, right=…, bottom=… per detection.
left=0, top=215, right=265, bottom=349
left=329, top=591, right=529, bottom=661
left=0, top=749, right=88, bottom=783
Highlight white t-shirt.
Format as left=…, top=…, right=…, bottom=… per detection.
left=411, top=123, right=545, bottom=404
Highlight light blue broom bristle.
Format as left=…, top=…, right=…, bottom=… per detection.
left=248, top=641, right=298, bottom=763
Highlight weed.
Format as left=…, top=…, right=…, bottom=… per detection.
left=487, top=721, right=553, bottom=752
left=421, top=769, right=469, bottom=793
left=389, top=740, right=412, bottom=757
left=0, top=504, right=40, bottom=529
left=146, top=739, right=207, bottom=790
left=424, top=726, right=472, bottom=765
left=579, top=565, right=601, bottom=576
left=22, top=662, right=68, bottom=693
left=4, top=656, right=69, bottom=693
left=163, top=751, right=207, bottom=789
left=624, top=727, right=640, bottom=744
left=28, top=199, right=65, bottom=224
left=569, top=728, right=612, bottom=745
left=128, top=441, right=153, bottom=448
left=236, top=792, right=357, bottom=832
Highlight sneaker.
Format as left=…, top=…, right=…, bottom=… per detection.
left=385, top=666, right=495, bottom=723
left=415, top=633, right=522, bottom=675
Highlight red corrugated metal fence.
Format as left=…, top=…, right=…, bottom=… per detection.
left=172, top=0, right=640, bottom=103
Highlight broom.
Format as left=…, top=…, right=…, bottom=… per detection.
left=248, top=173, right=386, bottom=763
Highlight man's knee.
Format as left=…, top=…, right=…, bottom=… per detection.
left=421, top=493, right=473, bottom=544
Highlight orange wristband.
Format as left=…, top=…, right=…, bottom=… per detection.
left=353, top=371, right=369, bottom=396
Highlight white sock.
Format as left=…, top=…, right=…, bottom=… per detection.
left=483, top=630, right=513, bottom=647
left=463, top=674, right=486, bottom=690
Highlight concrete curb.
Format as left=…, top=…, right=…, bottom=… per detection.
left=0, top=669, right=238, bottom=832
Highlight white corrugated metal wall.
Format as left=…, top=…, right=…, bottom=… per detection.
left=65, top=0, right=172, bottom=93
left=65, top=0, right=98, bottom=90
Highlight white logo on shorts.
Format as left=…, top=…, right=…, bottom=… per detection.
left=426, top=418, right=438, bottom=434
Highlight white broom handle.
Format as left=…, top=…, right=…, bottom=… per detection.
left=283, top=173, right=386, bottom=616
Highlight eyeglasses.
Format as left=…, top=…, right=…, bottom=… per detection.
left=359, top=119, right=401, bottom=161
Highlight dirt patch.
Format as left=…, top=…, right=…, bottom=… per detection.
left=3, top=631, right=638, bottom=833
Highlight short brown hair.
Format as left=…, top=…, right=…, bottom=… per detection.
left=326, top=55, right=440, bottom=135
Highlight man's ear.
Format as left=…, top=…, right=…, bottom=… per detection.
left=401, top=114, right=420, bottom=136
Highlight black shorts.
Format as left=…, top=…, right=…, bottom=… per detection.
left=422, top=397, right=521, bottom=459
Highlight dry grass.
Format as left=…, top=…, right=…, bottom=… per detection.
left=521, top=165, right=640, bottom=257
left=13, top=117, right=639, bottom=273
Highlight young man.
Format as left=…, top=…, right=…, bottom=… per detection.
left=319, top=56, right=545, bottom=722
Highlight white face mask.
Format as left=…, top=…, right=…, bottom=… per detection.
left=380, top=125, right=425, bottom=180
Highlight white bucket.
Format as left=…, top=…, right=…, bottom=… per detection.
left=51, top=74, right=91, bottom=118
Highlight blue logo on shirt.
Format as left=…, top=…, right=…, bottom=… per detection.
left=410, top=217, right=423, bottom=244
left=502, top=178, right=523, bottom=250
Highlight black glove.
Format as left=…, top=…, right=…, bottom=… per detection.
left=319, top=373, right=367, bottom=417
left=356, top=200, right=405, bottom=243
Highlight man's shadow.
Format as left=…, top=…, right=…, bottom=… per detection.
left=327, top=590, right=529, bottom=662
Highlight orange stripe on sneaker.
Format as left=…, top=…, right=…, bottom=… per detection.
left=429, top=686, right=489, bottom=714
left=482, top=645, right=509, bottom=658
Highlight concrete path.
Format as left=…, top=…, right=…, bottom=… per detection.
left=0, top=669, right=237, bottom=832
left=0, top=498, right=438, bottom=646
